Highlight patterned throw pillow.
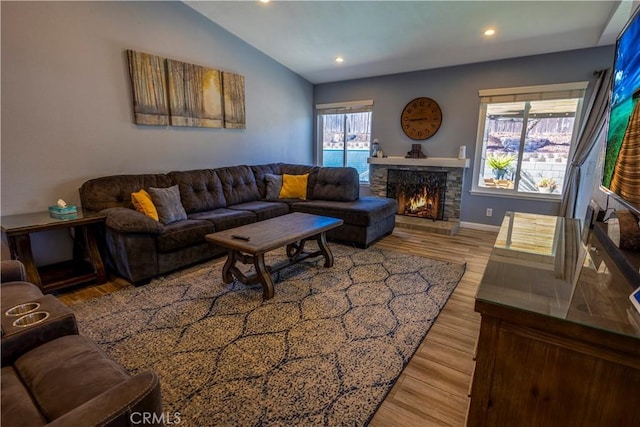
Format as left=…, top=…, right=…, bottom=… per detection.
left=279, top=174, right=309, bottom=200
left=131, top=189, right=159, bottom=221
left=264, top=174, right=283, bottom=200
left=148, top=185, right=187, bottom=224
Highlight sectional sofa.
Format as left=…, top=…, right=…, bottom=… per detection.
left=80, top=163, right=397, bottom=284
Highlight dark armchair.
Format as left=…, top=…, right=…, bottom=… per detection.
left=1, top=260, right=164, bottom=426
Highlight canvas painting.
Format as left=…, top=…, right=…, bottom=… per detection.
left=126, top=50, right=245, bottom=130
left=166, top=59, right=224, bottom=128
left=223, top=72, right=246, bottom=129
left=126, top=50, right=169, bottom=125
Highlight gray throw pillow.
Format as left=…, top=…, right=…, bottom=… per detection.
left=265, top=174, right=283, bottom=200
left=148, top=185, right=187, bottom=224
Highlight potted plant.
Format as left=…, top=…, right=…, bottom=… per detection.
left=537, top=177, right=557, bottom=193
left=487, top=154, right=515, bottom=180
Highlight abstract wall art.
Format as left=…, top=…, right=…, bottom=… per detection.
left=126, top=50, right=170, bottom=125
left=167, top=59, right=223, bottom=128
left=222, top=72, right=246, bottom=129
left=126, top=50, right=245, bottom=129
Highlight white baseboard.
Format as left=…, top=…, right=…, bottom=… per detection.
left=460, top=221, right=501, bottom=232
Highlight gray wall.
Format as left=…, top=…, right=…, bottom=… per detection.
left=1, top=1, right=313, bottom=264
left=314, top=46, right=615, bottom=226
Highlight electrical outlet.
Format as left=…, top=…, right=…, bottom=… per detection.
left=486, top=208, right=493, bottom=217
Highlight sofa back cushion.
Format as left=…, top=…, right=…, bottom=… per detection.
left=312, top=167, right=360, bottom=201
left=168, top=170, right=226, bottom=213
left=80, top=174, right=172, bottom=212
left=216, top=165, right=260, bottom=205
left=251, top=163, right=281, bottom=198
left=278, top=164, right=320, bottom=198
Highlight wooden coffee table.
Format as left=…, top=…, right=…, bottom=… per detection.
left=206, top=212, right=343, bottom=299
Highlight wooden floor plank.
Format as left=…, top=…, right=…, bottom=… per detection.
left=418, top=339, right=475, bottom=375
left=56, top=225, right=497, bottom=426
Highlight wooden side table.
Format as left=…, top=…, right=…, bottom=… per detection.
left=1, top=210, right=107, bottom=293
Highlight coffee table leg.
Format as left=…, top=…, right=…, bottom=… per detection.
left=254, top=253, right=274, bottom=300
left=222, top=250, right=237, bottom=284
left=316, top=232, right=334, bottom=268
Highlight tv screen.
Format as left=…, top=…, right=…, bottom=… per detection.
left=602, top=6, right=640, bottom=212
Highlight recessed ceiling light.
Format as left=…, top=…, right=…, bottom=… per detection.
left=259, top=0, right=270, bottom=3
left=335, top=57, right=344, bottom=63
left=484, top=28, right=496, bottom=36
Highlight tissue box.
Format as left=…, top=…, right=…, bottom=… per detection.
left=49, top=212, right=78, bottom=220
left=48, top=205, right=77, bottom=215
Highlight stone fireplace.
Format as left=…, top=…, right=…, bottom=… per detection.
left=368, top=157, right=467, bottom=234
left=387, top=169, right=448, bottom=220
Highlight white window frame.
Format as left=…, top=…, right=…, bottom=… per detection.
left=470, top=82, right=588, bottom=200
left=316, top=100, right=374, bottom=183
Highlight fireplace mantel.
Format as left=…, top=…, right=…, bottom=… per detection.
left=367, top=157, right=470, bottom=168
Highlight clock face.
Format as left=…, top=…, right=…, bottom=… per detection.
left=401, top=97, right=442, bottom=140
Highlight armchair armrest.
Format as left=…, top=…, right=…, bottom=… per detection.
left=1, top=295, right=78, bottom=366
left=1, top=260, right=27, bottom=283
left=47, top=372, right=164, bottom=427
left=103, top=208, right=164, bottom=234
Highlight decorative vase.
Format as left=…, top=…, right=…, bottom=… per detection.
left=493, top=169, right=507, bottom=180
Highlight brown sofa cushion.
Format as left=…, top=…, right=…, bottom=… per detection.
left=216, top=165, right=260, bottom=205
left=15, top=335, right=130, bottom=421
left=250, top=163, right=280, bottom=198
left=79, top=174, right=172, bottom=212
left=156, top=219, right=216, bottom=253
left=1, top=366, right=46, bottom=426
left=169, top=169, right=226, bottom=213
left=293, top=197, right=397, bottom=227
left=312, top=167, right=359, bottom=201
left=228, top=201, right=290, bottom=221
left=188, top=208, right=256, bottom=231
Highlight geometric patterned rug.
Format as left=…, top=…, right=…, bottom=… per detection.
left=72, top=244, right=465, bottom=426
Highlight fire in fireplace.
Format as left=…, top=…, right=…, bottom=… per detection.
left=386, top=169, right=448, bottom=220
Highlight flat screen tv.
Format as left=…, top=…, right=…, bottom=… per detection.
left=602, top=5, right=640, bottom=214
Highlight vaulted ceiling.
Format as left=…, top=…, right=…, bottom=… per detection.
left=186, top=1, right=637, bottom=84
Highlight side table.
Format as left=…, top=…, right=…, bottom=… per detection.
left=1, top=210, right=107, bottom=292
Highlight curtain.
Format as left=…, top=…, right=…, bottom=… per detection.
left=560, top=68, right=612, bottom=217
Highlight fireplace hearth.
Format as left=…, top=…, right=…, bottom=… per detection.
left=387, top=169, right=448, bottom=220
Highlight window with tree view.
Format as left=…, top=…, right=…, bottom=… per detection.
left=317, top=101, right=372, bottom=183
left=473, top=83, right=586, bottom=196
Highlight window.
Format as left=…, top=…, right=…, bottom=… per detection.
left=472, top=83, right=587, bottom=197
left=316, top=100, right=373, bottom=183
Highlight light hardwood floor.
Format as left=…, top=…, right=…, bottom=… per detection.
left=57, top=226, right=498, bottom=427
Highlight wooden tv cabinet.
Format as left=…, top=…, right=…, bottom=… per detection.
left=467, top=212, right=640, bottom=427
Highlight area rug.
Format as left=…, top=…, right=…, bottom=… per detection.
left=72, top=244, right=465, bottom=426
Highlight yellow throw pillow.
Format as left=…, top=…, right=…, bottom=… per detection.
left=131, top=189, right=159, bottom=221
left=279, top=174, right=309, bottom=200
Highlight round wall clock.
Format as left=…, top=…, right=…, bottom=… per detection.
left=400, top=97, right=442, bottom=140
